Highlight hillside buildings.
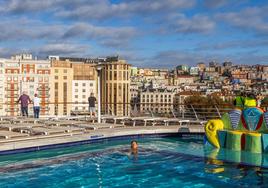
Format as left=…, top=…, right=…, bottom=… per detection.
left=0, top=53, right=267, bottom=117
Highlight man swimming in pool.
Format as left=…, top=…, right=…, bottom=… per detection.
left=131, top=140, right=138, bottom=156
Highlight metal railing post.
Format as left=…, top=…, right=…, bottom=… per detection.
left=190, top=104, right=199, bottom=120
left=97, top=73, right=101, bottom=123
left=215, top=105, right=221, bottom=118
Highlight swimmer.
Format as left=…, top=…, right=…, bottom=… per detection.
left=130, top=140, right=138, bottom=157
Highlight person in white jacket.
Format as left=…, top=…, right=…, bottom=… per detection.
left=33, top=93, right=41, bottom=118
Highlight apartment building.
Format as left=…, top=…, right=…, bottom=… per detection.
left=173, top=75, right=195, bottom=85
left=50, top=60, right=73, bottom=116
left=140, top=88, right=175, bottom=115
left=0, top=55, right=51, bottom=116
left=0, top=60, right=5, bottom=115
left=72, top=63, right=96, bottom=112
left=100, top=59, right=131, bottom=116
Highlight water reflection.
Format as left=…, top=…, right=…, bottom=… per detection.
left=204, top=146, right=268, bottom=186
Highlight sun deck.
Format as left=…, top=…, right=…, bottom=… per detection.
left=0, top=116, right=205, bottom=154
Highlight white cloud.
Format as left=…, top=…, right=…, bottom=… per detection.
left=55, top=0, right=196, bottom=20
left=216, top=6, right=268, bottom=34
left=38, top=43, right=89, bottom=56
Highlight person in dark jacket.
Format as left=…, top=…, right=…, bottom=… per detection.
left=17, top=91, right=32, bottom=117
left=88, top=93, right=96, bottom=118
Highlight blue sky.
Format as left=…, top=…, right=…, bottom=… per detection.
left=0, top=0, right=268, bottom=68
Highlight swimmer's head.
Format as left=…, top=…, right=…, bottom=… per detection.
left=131, top=140, right=138, bottom=150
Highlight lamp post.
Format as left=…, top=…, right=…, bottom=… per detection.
left=96, top=63, right=102, bottom=123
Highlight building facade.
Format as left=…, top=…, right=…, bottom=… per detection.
left=140, top=88, right=175, bottom=115
left=72, top=63, right=96, bottom=112
left=0, top=55, right=51, bottom=116
left=101, top=59, right=131, bottom=116
left=50, top=60, right=73, bottom=116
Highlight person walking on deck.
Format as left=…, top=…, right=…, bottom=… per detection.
left=88, top=93, right=96, bottom=118
left=17, top=91, right=32, bottom=117
left=33, top=93, right=41, bottom=118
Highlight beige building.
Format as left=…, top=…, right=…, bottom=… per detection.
left=100, top=59, right=131, bottom=116
left=72, top=63, right=96, bottom=112
left=50, top=60, right=73, bottom=116
left=140, top=88, right=175, bottom=115
left=174, top=75, right=195, bottom=85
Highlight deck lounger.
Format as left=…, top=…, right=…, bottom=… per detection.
left=113, top=117, right=130, bottom=126
left=0, top=121, right=11, bottom=125
left=101, top=116, right=116, bottom=123
left=179, top=120, right=190, bottom=127
left=162, top=118, right=181, bottom=126
left=18, top=118, right=38, bottom=124
left=77, top=123, right=114, bottom=130
left=73, top=124, right=97, bottom=130
left=112, top=124, right=126, bottom=128
left=0, top=123, right=42, bottom=132
left=51, top=120, right=82, bottom=126
left=66, top=116, right=86, bottom=121
left=43, top=121, right=60, bottom=126
left=95, top=124, right=115, bottom=129
left=0, top=124, right=17, bottom=131
left=130, top=117, right=159, bottom=126
left=186, top=120, right=206, bottom=126
left=31, top=127, right=66, bottom=135
left=0, top=131, right=29, bottom=139
left=144, top=118, right=164, bottom=126
left=57, top=126, right=85, bottom=133
left=0, top=116, right=18, bottom=121
left=84, top=116, right=98, bottom=123
left=131, top=117, right=148, bottom=127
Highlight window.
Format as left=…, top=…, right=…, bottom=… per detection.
left=63, top=76, right=67, bottom=80
left=75, top=89, right=78, bottom=92
left=82, top=95, right=86, bottom=98
left=114, top=71, right=117, bottom=80
left=64, top=69, right=67, bottom=73
left=90, top=83, right=93, bottom=87
left=44, top=77, right=49, bottom=82
left=82, top=83, right=86, bottom=86
left=75, top=83, right=78, bottom=86
left=55, top=69, right=58, bottom=73
left=82, top=89, right=86, bottom=92
left=75, top=95, right=78, bottom=98
left=55, top=76, right=58, bottom=79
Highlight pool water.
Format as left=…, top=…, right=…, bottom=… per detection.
left=0, top=135, right=267, bottom=187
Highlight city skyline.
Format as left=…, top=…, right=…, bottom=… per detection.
left=0, top=0, right=268, bottom=68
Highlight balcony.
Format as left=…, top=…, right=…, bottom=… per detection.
left=5, top=95, right=19, bottom=98
left=5, top=88, right=19, bottom=91
left=37, top=87, right=50, bottom=91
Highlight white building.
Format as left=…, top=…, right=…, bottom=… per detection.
left=72, top=80, right=96, bottom=112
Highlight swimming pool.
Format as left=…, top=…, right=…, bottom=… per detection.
left=0, top=135, right=267, bottom=187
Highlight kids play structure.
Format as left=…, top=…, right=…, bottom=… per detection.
left=205, top=107, right=268, bottom=153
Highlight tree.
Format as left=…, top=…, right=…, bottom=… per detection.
left=183, top=95, right=232, bottom=120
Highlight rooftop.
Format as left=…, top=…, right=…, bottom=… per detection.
left=0, top=116, right=204, bottom=154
